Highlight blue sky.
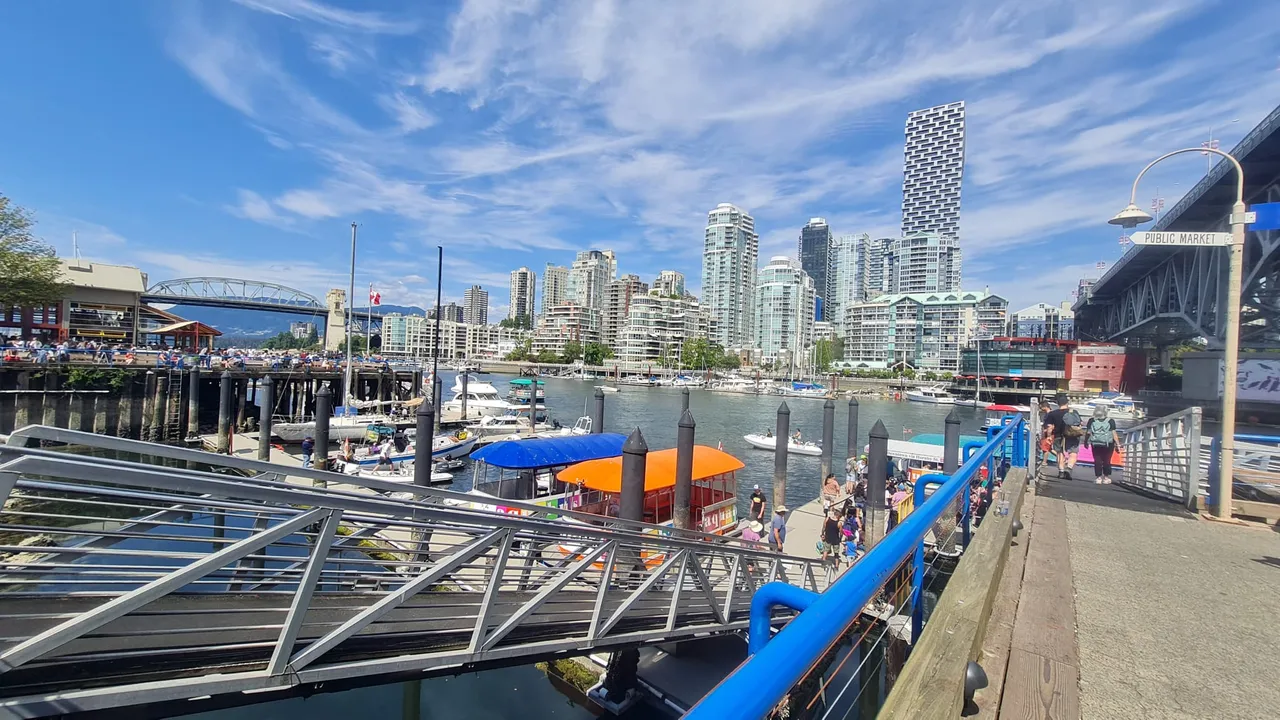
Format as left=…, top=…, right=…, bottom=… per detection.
left=3, top=0, right=1279, bottom=315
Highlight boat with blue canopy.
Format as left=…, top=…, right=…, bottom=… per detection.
left=455, top=433, right=628, bottom=516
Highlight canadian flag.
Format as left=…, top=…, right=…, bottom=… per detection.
left=369, top=287, right=382, bottom=306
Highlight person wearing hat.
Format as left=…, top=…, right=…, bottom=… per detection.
left=748, top=484, right=768, bottom=524
left=769, top=505, right=789, bottom=553
left=742, top=519, right=764, bottom=544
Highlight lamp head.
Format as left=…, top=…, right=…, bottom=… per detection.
left=1108, top=203, right=1154, bottom=228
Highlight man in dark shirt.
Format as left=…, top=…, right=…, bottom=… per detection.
left=1041, top=397, right=1082, bottom=479
left=748, top=484, right=767, bottom=524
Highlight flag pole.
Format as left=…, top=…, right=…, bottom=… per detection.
left=344, top=222, right=356, bottom=408
left=366, top=282, right=373, bottom=354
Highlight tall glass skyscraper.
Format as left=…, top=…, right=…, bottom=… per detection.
left=903, top=101, right=965, bottom=241
left=701, top=203, right=759, bottom=348
left=798, top=218, right=832, bottom=318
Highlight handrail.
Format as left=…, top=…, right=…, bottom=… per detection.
left=686, top=418, right=1026, bottom=720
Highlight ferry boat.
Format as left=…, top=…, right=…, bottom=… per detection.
left=507, top=378, right=546, bottom=404
left=556, top=445, right=743, bottom=534
left=455, top=434, right=629, bottom=514
left=743, top=432, right=822, bottom=456
left=904, top=385, right=956, bottom=405
left=440, top=374, right=518, bottom=418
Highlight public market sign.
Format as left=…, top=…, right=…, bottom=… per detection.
left=1129, top=231, right=1231, bottom=246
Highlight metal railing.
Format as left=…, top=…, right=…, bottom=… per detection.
left=687, top=417, right=1027, bottom=719
left=0, top=426, right=828, bottom=717
left=1118, top=407, right=1203, bottom=507
left=1205, top=432, right=1280, bottom=511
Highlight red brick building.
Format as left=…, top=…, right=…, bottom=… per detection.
left=1066, top=344, right=1146, bottom=393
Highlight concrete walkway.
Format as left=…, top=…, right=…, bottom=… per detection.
left=1031, top=466, right=1280, bottom=720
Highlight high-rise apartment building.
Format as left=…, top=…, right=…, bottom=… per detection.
left=430, top=302, right=464, bottom=323
left=542, top=264, right=569, bottom=314
left=569, top=250, right=613, bottom=312
left=701, top=203, right=759, bottom=348
left=903, top=101, right=965, bottom=240
left=853, top=236, right=894, bottom=303
left=798, top=218, right=833, bottom=318
left=602, top=274, right=648, bottom=349
left=616, top=290, right=709, bottom=367
left=509, top=267, right=536, bottom=324
left=891, top=232, right=961, bottom=294
left=462, top=285, right=488, bottom=326
left=654, top=270, right=685, bottom=298
left=532, top=304, right=601, bottom=357
left=753, top=256, right=816, bottom=367
left=843, top=289, right=1006, bottom=372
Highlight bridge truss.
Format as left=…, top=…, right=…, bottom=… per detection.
left=1075, top=103, right=1280, bottom=348
left=0, top=427, right=826, bottom=717
left=144, top=277, right=325, bottom=314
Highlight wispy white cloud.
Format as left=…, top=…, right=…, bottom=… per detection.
left=232, top=0, right=419, bottom=34
left=377, top=91, right=437, bottom=133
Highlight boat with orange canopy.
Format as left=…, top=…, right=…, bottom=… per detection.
left=555, top=445, right=745, bottom=534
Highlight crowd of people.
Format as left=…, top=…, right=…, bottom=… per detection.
left=0, top=337, right=404, bottom=373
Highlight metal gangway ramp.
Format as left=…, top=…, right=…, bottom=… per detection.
left=0, top=426, right=828, bottom=717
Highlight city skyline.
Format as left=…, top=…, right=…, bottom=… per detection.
left=4, top=1, right=1278, bottom=318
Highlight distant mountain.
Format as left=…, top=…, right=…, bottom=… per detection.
left=164, top=303, right=428, bottom=340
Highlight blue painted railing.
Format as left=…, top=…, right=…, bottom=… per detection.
left=687, top=417, right=1027, bottom=720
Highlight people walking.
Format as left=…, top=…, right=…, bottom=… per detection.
left=748, top=484, right=768, bottom=524
left=769, top=506, right=788, bottom=553
left=1085, top=406, right=1121, bottom=484
left=821, top=509, right=842, bottom=564
left=1042, top=396, right=1083, bottom=480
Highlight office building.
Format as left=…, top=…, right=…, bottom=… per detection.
left=462, top=285, right=489, bottom=326
left=509, top=267, right=536, bottom=324
left=1007, top=303, right=1075, bottom=339
left=842, top=290, right=1007, bottom=372
left=654, top=270, right=685, bottom=298
left=602, top=274, right=648, bottom=349
left=543, top=264, right=569, bottom=315
left=381, top=314, right=468, bottom=360
left=532, top=303, right=601, bottom=356
left=701, top=202, right=759, bottom=348
left=903, top=101, right=965, bottom=240
left=569, top=250, right=614, bottom=312
left=753, top=256, right=817, bottom=368
left=798, top=218, right=833, bottom=318
left=891, top=232, right=961, bottom=294
left=617, top=290, right=710, bottom=367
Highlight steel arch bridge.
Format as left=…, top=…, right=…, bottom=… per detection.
left=143, top=277, right=326, bottom=315
left=1074, top=103, right=1280, bottom=348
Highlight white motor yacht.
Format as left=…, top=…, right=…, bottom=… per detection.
left=1082, top=394, right=1144, bottom=421
left=272, top=410, right=394, bottom=442
left=708, top=377, right=759, bottom=395
left=441, top=374, right=518, bottom=418
left=466, top=409, right=554, bottom=439
left=904, top=385, right=956, bottom=404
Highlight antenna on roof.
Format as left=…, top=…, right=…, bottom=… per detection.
left=72, top=232, right=84, bottom=268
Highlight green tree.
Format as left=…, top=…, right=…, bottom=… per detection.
left=534, top=349, right=560, bottom=364
left=560, top=340, right=583, bottom=363
left=504, top=337, right=533, bottom=361
left=0, top=194, right=65, bottom=309
left=813, top=339, right=839, bottom=372
left=583, top=342, right=613, bottom=365
left=499, top=314, right=534, bottom=330
left=338, top=335, right=368, bottom=354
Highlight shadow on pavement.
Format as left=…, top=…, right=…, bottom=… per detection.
left=1032, top=463, right=1194, bottom=518
left=1253, top=555, right=1280, bottom=570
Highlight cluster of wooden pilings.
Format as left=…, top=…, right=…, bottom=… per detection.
left=0, top=365, right=422, bottom=443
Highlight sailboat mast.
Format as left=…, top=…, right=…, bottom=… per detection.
left=344, top=223, right=357, bottom=407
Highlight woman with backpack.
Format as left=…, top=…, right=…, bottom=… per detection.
left=1042, top=397, right=1084, bottom=480
left=1085, top=406, right=1122, bottom=485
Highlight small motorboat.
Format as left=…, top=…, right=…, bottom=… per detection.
left=594, top=385, right=619, bottom=393
left=742, top=433, right=822, bottom=456
left=332, top=459, right=454, bottom=485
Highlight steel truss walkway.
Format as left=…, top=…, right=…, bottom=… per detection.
left=0, top=427, right=827, bottom=718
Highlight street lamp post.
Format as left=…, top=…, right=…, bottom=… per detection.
left=1109, top=147, right=1247, bottom=520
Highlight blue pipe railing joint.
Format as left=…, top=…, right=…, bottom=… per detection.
left=748, top=583, right=820, bottom=654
